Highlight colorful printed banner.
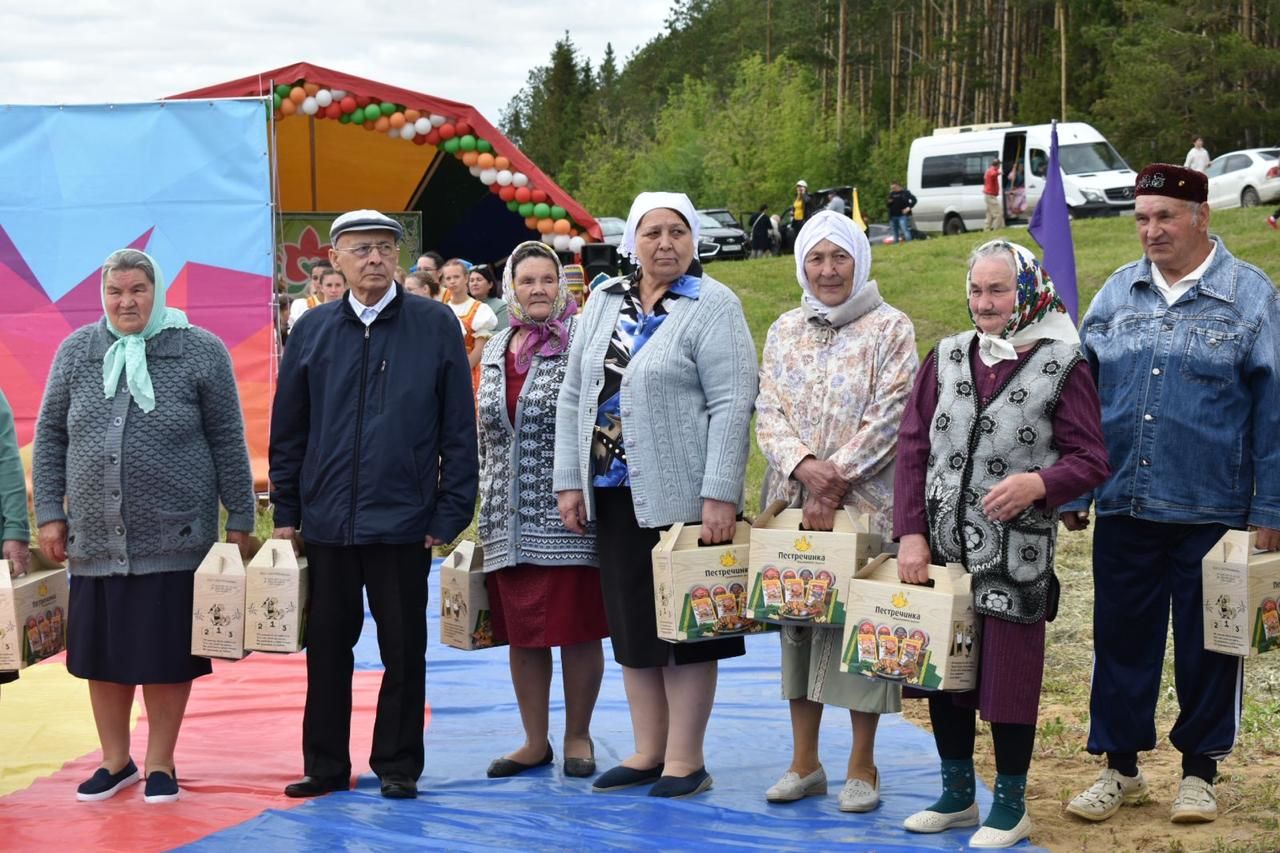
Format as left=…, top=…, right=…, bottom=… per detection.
left=0, top=99, right=274, bottom=486
left=277, top=212, right=421, bottom=296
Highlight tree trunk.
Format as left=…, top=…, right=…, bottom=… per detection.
left=837, top=0, right=848, bottom=142
left=1057, top=0, right=1068, bottom=120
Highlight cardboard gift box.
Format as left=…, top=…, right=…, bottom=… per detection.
left=652, top=521, right=772, bottom=643
left=839, top=554, right=979, bottom=691
left=1202, top=529, right=1280, bottom=657
left=244, top=539, right=308, bottom=654
left=745, top=500, right=881, bottom=628
left=191, top=542, right=249, bottom=660
left=0, top=554, right=70, bottom=671
left=439, top=541, right=503, bottom=651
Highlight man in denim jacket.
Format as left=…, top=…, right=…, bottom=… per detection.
left=1061, top=164, right=1280, bottom=826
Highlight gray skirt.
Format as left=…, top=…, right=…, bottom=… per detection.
left=781, top=624, right=901, bottom=713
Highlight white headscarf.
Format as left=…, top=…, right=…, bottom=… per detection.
left=619, top=191, right=701, bottom=262
left=968, top=240, right=1080, bottom=367
left=793, top=210, right=873, bottom=326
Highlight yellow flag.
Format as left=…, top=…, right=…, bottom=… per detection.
left=851, top=188, right=867, bottom=231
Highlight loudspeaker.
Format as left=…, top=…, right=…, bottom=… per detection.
left=581, top=243, right=620, bottom=280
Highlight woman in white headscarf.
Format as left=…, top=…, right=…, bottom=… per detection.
left=756, top=210, right=919, bottom=813
left=554, top=191, right=758, bottom=799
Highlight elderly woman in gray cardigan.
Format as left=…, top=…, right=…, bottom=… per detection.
left=555, top=192, right=758, bottom=799
left=476, top=241, right=606, bottom=781
left=33, top=249, right=255, bottom=805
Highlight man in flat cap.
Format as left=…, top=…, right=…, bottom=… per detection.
left=1062, top=165, right=1280, bottom=824
left=269, top=209, right=478, bottom=800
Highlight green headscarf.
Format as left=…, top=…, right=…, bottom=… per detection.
left=100, top=249, right=191, bottom=414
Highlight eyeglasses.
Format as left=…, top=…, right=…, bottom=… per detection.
left=336, top=242, right=400, bottom=260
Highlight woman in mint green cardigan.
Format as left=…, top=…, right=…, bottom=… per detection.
left=1, top=387, right=31, bottom=688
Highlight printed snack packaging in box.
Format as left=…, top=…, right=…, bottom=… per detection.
left=244, top=539, right=308, bottom=653
left=191, top=542, right=249, bottom=660
left=1202, top=529, right=1280, bottom=657
left=746, top=500, right=881, bottom=628
left=439, top=540, right=504, bottom=650
left=0, top=553, right=70, bottom=671
left=652, top=521, right=772, bottom=642
left=840, top=554, right=979, bottom=691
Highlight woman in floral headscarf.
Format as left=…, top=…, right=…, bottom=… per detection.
left=475, top=240, right=607, bottom=782
left=756, top=211, right=918, bottom=814
left=893, top=240, right=1109, bottom=847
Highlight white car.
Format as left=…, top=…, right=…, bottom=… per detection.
left=1205, top=148, right=1280, bottom=209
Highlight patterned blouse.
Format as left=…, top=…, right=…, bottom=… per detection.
left=591, top=272, right=701, bottom=487
left=755, top=292, right=918, bottom=537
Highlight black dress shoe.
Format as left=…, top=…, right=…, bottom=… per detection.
left=563, top=741, right=596, bottom=778
left=486, top=743, right=554, bottom=778
left=380, top=776, right=419, bottom=799
left=284, top=776, right=348, bottom=798
left=591, top=763, right=664, bottom=792
left=648, top=767, right=713, bottom=799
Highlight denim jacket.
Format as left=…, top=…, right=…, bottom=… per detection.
left=1063, top=238, right=1280, bottom=529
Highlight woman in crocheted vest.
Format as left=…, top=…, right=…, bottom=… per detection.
left=893, top=240, right=1110, bottom=847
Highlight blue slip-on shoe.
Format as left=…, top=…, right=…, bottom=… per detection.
left=591, top=763, right=664, bottom=792
left=76, top=759, right=141, bottom=802
left=648, top=767, right=713, bottom=799
left=143, top=769, right=180, bottom=804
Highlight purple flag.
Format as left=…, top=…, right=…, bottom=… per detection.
left=1029, top=121, right=1079, bottom=322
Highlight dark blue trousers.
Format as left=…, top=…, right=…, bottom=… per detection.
left=1087, top=516, right=1242, bottom=764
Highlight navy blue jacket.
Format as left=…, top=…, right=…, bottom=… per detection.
left=269, top=285, right=478, bottom=546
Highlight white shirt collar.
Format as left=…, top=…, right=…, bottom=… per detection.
left=1150, top=242, right=1216, bottom=291
left=348, top=285, right=398, bottom=326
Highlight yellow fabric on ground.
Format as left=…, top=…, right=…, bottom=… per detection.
left=0, top=663, right=138, bottom=796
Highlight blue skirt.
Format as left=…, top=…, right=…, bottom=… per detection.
left=68, top=571, right=213, bottom=685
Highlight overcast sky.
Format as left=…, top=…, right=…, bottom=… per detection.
left=0, top=1, right=673, bottom=121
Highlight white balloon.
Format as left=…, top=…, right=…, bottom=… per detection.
left=429, top=114, right=447, bottom=127
left=512, top=172, right=529, bottom=188
left=541, top=232, right=556, bottom=244
left=400, top=124, right=416, bottom=140
left=553, top=234, right=572, bottom=252
left=301, top=97, right=319, bottom=115
left=495, top=169, right=513, bottom=186
left=469, top=166, right=483, bottom=177
left=479, top=168, right=498, bottom=185
left=414, top=117, right=431, bottom=135
left=569, top=236, right=586, bottom=253
left=330, top=89, right=347, bottom=99
left=315, top=89, right=333, bottom=108
left=388, top=128, right=401, bottom=139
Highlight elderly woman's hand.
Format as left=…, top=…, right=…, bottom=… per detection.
left=800, top=494, right=837, bottom=532
left=982, top=473, right=1046, bottom=523
left=793, top=457, right=847, bottom=505
left=271, top=526, right=300, bottom=556
left=225, top=529, right=253, bottom=560
left=3, top=540, right=29, bottom=577
left=557, top=490, right=588, bottom=535
left=700, top=498, right=737, bottom=545
left=897, top=534, right=932, bottom=585
left=38, top=521, right=67, bottom=564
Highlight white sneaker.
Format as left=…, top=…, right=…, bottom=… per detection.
left=970, top=813, right=1032, bottom=848
left=765, top=766, right=827, bottom=803
left=1170, top=776, right=1217, bottom=824
left=837, top=769, right=880, bottom=813
left=903, top=802, right=980, bottom=833
left=1066, top=768, right=1148, bottom=822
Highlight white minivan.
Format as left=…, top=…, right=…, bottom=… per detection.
left=906, top=121, right=1136, bottom=235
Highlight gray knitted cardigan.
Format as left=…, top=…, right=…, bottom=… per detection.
left=33, top=320, right=256, bottom=577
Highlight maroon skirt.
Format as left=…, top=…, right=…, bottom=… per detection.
left=485, top=563, right=610, bottom=648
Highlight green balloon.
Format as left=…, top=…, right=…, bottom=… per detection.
left=533, top=203, right=551, bottom=219
left=443, top=137, right=461, bottom=154
left=339, top=113, right=351, bottom=125
left=506, top=200, right=520, bottom=212
left=273, top=93, right=283, bottom=110
left=518, top=202, right=535, bottom=217
left=347, top=106, right=361, bottom=124
left=275, top=84, right=292, bottom=99
left=459, top=135, right=477, bottom=152
left=550, top=205, right=566, bottom=220
left=395, top=104, right=406, bottom=113
left=380, top=102, right=396, bottom=116
left=476, top=139, right=492, bottom=153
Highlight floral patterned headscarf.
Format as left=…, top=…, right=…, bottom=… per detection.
left=503, top=240, right=578, bottom=372
left=968, top=240, right=1079, bottom=367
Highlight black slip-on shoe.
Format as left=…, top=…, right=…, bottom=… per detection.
left=648, top=767, right=713, bottom=799
left=591, top=763, right=664, bottom=792
left=487, top=743, right=554, bottom=778
left=76, top=759, right=141, bottom=802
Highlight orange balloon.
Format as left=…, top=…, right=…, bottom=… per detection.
left=389, top=112, right=405, bottom=129
left=404, top=109, right=421, bottom=122
left=303, top=82, right=320, bottom=96
left=374, top=115, right=390, bottom=132
left=494, top=156, right=510, bottom=171
left=477, top=152, right=495, bottom=169
left=525, top=216, right=539, bottom=229
left=553, top=219, right=571, bottom=235
left=289, top=87, right=306, bottom=104
left=537, top=218, right=554, bottom=234
left=570, top=228, right=579, bottom=236
left=462, top=150, right=479, bottom=166
left=280, top=98, right=298, bottom=116
left=273, top=110, right=282, bottom=121
left=363, top=119, right=376, bottom=130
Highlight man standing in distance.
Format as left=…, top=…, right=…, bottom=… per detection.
left=886, top=181, right=918, bottom=243
left=1063, top=165, right=1280, bottom=826
left=270, top=210, right=478, bottom=800
left=1183, top=137, right=1211, bottom=172
left=983, top=158, right=1004, bottom=231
